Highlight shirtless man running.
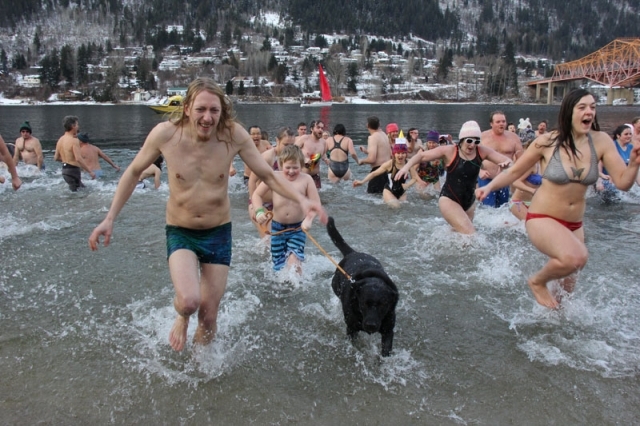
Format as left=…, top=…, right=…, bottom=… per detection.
left=295, top=120, right=327, bottom=189
left=358, top=116, right=392, bottom=194
left=88, top=78, right=326, bottom=352
left=54, top=116, right=96, bottom=191
left=478, top=111, right=523, bottom=207
left=13, top=121, right=44, bottom=170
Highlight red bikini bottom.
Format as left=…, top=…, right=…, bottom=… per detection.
left=525, top=212, right=583, bottom=231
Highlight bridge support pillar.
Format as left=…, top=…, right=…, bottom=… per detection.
left=547, top=82, right=554, bottom=105
left=606, top=87, right=634, bottom=105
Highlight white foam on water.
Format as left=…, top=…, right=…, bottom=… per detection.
left=0, top=216, right=74, bottom=239
left=500, top=271, right=640, bottom=377
left=122, top=289, right=264, bottom=385
left=400, top=201, right=640, bottom=378
left=231, top=229, right=432, bottom=393
left=473, top=204, right=523, bottom=230
left=353, top=343, right=426, bottom=391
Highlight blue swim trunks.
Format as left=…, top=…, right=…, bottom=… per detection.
left=478, top=177, right=509, bottom=208
left=166, top=222, right=232, bottom=265
left=270, top=220, right=305, bottom=271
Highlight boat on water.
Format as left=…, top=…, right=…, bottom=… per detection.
left=300, top=65, right=332, bottom=107
left=148, top=95, right=183, bottom=114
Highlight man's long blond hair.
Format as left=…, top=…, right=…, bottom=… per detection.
left=170, top=77, right=236, bottom=141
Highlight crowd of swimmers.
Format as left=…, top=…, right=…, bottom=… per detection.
left=3, top=78, right=640, bottom=352
left=220, top=97, right=640, bottom=314
left=0, top=116, right=170, bottom=192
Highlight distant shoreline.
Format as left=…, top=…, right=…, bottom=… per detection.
left=0, top=96, right=637, bottom=107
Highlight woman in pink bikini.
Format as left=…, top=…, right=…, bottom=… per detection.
left=476, top=89, right=640, bottom=309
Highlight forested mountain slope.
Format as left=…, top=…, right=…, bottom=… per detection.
left=0, top=0, right=638, bottom=61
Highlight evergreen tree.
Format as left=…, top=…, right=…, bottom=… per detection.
left=76, top=44, right=89, bottom=86
left=268, top=54, right=278, bottom=71
left=206, top=18, right=217, bottom=43
left=273, top=63, right=288, bottom=84
left=40, top=49, right=61, bottom=91
left=436, top=49, right=453, bottom=81
left=12, top=53, right=27, bottom=70
left=225, top=80, right=233, bottom=95
left=0, top=49, right=7, bottom=72
left=101, top=61, right=121, bottom=102
left=315, top=35, right=328, bottom=49
left=222, top=25, right=232, bottom=47
left=347, top=63, right=358, bottom=93
left=284, top=28, right=295, bottom=48
left=303, top=76, right=312, bottom=93
left=504, top=40, right=518, bottom=95
left=59, top=44, right=75, bottom=85
left=238, top=80, right=245, bottom=95
left=33, top=29, right=41, bottom=54
left=136, top=56, right=152, bottom=90
left=261, top=38, right=272, bottom=52
left=192, top=35, right=204, bottom=53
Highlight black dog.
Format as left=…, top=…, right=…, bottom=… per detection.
left=326, top=217, right=398, bottom=356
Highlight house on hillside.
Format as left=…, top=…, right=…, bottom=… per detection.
left=131, top=90, right=152, bottom=101
left=19, top=74, right=41, bottom=88
left=158, top=58, right=182, bottom=71
left=166, top=25, right=184, bottom=35
left=59, top=90, right=83, bottom=101
left=167, top=87, right=187, bottom=96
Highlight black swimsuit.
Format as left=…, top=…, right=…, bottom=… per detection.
left=367, top=166, right=387, bottom=194
left=327, top=137, right=350, bottom=178
left=440, top=146, right=484, bottom=211
left=384, top=163, right=406, bottom=199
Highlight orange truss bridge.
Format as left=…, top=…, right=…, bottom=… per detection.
left=553, top=38, right=640, bottom=87
left=527, top=38, right=640, bottom=104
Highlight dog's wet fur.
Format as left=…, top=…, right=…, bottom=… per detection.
left=327, top=217, right=398, bottom=356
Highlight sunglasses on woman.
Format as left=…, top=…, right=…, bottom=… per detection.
left=462, top=138, right=481, bottom=145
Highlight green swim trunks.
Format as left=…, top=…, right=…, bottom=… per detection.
left=165, top=222, right=232, bottom=265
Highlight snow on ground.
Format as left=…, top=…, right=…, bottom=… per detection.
left=344, top=97, right=379, bottom=104
left=0, top=93, right=24, bottom=104
left=251, top=12, right=286, bottom=29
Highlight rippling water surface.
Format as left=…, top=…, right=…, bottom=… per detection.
left=1, top=103, right=639, bottom=424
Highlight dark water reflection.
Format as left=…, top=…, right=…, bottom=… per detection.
left=1, top=102, right=637, bottom=151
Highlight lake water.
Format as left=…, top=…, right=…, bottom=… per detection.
left=1, top=102, right=640, bottom=424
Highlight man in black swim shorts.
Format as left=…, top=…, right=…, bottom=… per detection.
left=54, top=116, right=95, bottom=191
left=358, top=116, right=392, bottom=194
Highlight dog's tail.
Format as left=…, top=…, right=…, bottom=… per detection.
left=327, top=216, right=355, bottom=256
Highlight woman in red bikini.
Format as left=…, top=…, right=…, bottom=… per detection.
left=476, top=88, right=640, bottom=309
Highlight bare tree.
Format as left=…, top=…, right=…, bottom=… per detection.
left=241, top=51, right=270, bottom=80
left=324, top=57, right=346, bottom=97
left=214, top=63, right=237, bottom=85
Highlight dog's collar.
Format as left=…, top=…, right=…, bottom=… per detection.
left=351, top=269, right=397, bottom=293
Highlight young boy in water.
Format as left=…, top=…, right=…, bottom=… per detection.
left=252, top=145, right=321, bottom=274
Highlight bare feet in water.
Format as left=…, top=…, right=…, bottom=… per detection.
left=193, top=325, right=215, bottom=347
left=527, top=278, right=560, bottom=309
left=169, top=315, right=189, bottom=351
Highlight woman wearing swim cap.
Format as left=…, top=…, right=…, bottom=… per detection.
left=395, top=120, right=512, bottom=233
